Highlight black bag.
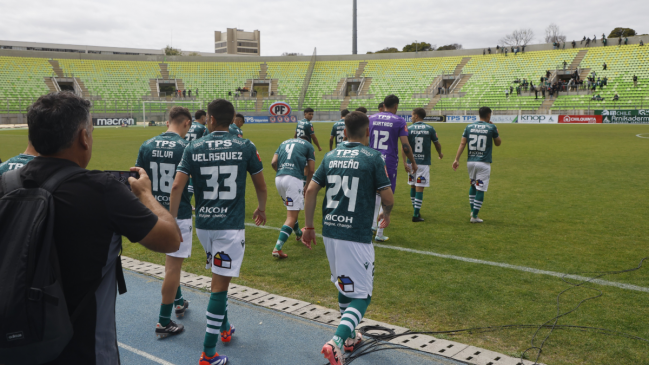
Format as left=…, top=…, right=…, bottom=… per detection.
left=0, top=166, right=84, bottom=364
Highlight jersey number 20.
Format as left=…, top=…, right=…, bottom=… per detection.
left=468, top=134, right=487, bottom=152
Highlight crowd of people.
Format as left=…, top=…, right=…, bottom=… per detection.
left=171, top=88, right=199, bottom=98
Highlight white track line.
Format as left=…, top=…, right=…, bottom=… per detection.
left=245, top=223, right=649, bottom=293
left=118, top=342, right=176, bottom=365
left=636, top=133, right=649, bottom=139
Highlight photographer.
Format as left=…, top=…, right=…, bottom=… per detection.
left=0, top=92, right=181, bottom=364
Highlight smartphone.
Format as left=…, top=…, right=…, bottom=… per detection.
left=106, top=171, right=139, bottom=190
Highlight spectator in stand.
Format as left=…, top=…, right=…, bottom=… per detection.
left=182, top=89, right=186, bottom=98
left=603, top=62, right=607, bottom=70
left=271, top=91, right=274, bottom=96
left=496, top=45, right=500, bottom=53
left=504, top=48, right=508, bottom=56
left=509, top=86, right=513, bottom=95
left=488, top=47, right=492, bottom=54
left=483, top=49, right=486, bottom=56
left=541, top=86, right=546, bottom=98
left=522, top=45, right=526, bottom=53
left=563, top=42, right=566, bottom=49
left=613, top=92, right=620, bottom=101
left=593, top=35, right=597, bottom=44
left=640, top=40, right=645, bottom=46
left=514, top=47, right=519, bottom=55
left=572, top=40, right=577, bottom=48
left=516, top=85, right=521, bottom=95
left=625, top=37, right=629, bottom=45
left=603, top=76, right=608, bottom=86
left=196, top=88, right=199, bottom=97
left=228, top=91, right=232, bottom=96
left=619, top=37, right=623, bottom=46
left=505, top=88, right=509, bottom=98
left=581, top=36, right=586, bottom=44
left=188, top=89, right=192, bottom=98
left=563, top=61, right=567, bottom=70
left=603, top=38, right=608, bottom=46
left=633, top=75, right=638, bottom=87
left=534, top=86, right=539, bottom=99
left=598, top=78, right=603, bottom=90
left=586, top=38, right=590, bottom=47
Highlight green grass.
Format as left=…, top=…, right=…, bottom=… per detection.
left=2, top=123, right=648, bottom=365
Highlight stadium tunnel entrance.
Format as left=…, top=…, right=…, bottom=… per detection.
left=253, top=80, right=270, bottom=97
left=157, top=80, right=177, bottom=97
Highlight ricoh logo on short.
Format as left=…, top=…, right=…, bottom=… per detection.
left=325, top=214, right=353, bottom=223
left=199, top=207, right=228, bottom=214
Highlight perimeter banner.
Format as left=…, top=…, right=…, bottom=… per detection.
left=558, top=115, right=602, bottom=124
left=93, top=117, right=136, bottom=126
left=518, top=115, right=559, bottom=124
left=595, top=110, right=649, bottom=124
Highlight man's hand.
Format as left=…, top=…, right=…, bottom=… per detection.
left=452, top=160, right=460, bottom=171
left=129, top=167, right=152, bottom=198
left=379, top=214, right=390, bottom=228
left=403, top=162, right=411, bottom=174
left=318, top=147, right=322, bottom=151
left=301, top=229, right=317, bottom=249
left=410, top=162, right=418, bottom=174
left=438, top=152, right=444, bottom=160
left=253, top=208, right=266, bottom=226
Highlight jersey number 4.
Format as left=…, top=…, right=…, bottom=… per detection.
left=200, top=166, right=238, bottom=200
left=326, top=175, right=359, bottom=212
left=468, top=134, right=487, bottom=152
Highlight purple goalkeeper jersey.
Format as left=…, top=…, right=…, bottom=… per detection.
left=369, top=112, right=409, bottom=169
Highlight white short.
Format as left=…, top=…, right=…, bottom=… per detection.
left=323, top=237, right=375, bottom=299
left=167, top=219, right=193, bottom=258
left=467, top=161, right=491, bottom=192
left=407, top=164, right=431, bottom=187
left=196, top=229, right=246, bottom=277
left=275, top=175, right=305, bottom=211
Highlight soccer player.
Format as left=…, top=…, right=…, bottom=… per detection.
left=135, top=106, right=193, bottom=338
left=402, top=108, right=443, bottom=222
left=368, top=94, right=417, bottom=242
left=355, top=106, right=367, bottom=114
left=452, top=107, right=501, bottom=223
left=302, top=111, right=394, bottom=365
left=330, top=109, right=349, bottom=151
left=378, top=102, right=385, bottom=112
left=295, top=107, right=322, bottom=151
left=270, top=134, right=316, bottom=258
left=186, top=110, right=208, bottom=142
left=170, top=99, right=267, bottom=365
left=0, top=140, right=38, bottom=175
left=229, top=113, right=245, bottom=138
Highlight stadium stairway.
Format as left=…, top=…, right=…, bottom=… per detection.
left=43, top=77, right=58, bottom=92
left=453, top=57, right=472, bottom=75
left=48, top=60, right=63, bottom=77
left=259, top=62, right=268, bottom=79
left=159, top=63, right=170, bottom=79
left=148, top=79, right=158, bottom=97
left=450, top=74, right=472, bottom=93
left=570, top=50, right=588, bottom=69
left=355, top=61, right=368, bottom=77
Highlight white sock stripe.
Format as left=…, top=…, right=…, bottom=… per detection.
left=279, top=231, right=290, bottom=238
left=345, top=307, right=363, bottom=322
left=469, top=195, right=476, bottom=198
left=207, top=319, right=223, bottom=327
left=206, top=327, right=220, bottom=334
left=159, top=315, right=171, bottom=319
left=206, top=311, right=224, bottom=320
left=339, top=303, right=349, bottom=308
left=414, top=200, right=422, bottom=203
left=176, top=296, right=183, bottom=301
left=340, top=320, right=356, bottom=333
left=341, top=313, right=359, bottom=328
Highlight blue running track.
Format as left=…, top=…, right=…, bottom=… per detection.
left=116, top=271, right=463, bottom=365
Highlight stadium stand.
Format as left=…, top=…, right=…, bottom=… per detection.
left=1, top=41, right=648, bottom=118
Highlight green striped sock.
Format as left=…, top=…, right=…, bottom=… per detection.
left=174, top=286, right=184, bottom=307
left=274, top=225, right=293, bottom=251
left=158, top=303, right=173, bottom=327
left=473, top=190, right=484, bottom=218
left=410, top=187, right=416, bottom=207
left=469, top=185, right=477, bottom=211
left=414, top=192, right=423, bottom=217
left=293, top=221, right=301, bottom=238
left=334, top=296, right=371, bottom=342
left=204, top=291, right=227, bottom=357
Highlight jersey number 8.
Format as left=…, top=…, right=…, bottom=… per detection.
left=414, top=137, right=424, bottom=153
left=468, top=134, right=487, bottom=152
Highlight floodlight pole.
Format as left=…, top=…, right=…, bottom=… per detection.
left=352, top=0, right=357, bottom=54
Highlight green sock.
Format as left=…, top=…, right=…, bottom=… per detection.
left=274, top=225, right=293, bottom=251
left=293, top=221, right=302, bottom=237
left=469, top=185, right=477, bottom=211
left=204, top=291, right=227, bottom=357
left=334, top=295, right=372, bottom=342
left=158, top=303, right=173, bottom=327
left=473, top=190, right=484, bottom=218
left=410, top=187, right=416, bottom=208
left=220, top=296, right=230, bottom=332
left=414, top=191, right=423, bottom=217
left=174, top=286, right=184, bottom=307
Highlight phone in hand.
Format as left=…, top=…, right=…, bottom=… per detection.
left=106, top=170, right=139, bottom=190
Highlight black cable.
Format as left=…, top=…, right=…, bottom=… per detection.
left=322, top=257, right=648, bottom=365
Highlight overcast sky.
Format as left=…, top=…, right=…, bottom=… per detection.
left=1, top=0, right=646, bottom=56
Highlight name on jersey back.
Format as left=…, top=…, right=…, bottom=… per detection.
left=192, top=139, right=243, bottom=162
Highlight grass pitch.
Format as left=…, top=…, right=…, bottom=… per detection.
left=2, top=123, right=648, bottom=365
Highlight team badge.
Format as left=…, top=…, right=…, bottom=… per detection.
left=285, top=197, right=294, bottom=207
left=337, top=275, right=354, bottom=292
left=475, top=179, right=484, bottom=187
left=408, top=174, right=414, bottom=182
left=214, top=252, right=232, bottom=269
left=417, top=176, right=426, bottom=184
left=205, top=252, right=212, bottom=269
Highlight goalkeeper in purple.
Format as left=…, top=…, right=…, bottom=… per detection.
left=368, top=95, right=417, bottom=242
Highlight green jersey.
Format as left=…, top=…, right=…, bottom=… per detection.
left=295, top=119, right=315, bottom=143
left=229, top=124, right=243, bottom=138
left=312, top=142, right=391, bottom=244
left=461, top=121, right=500, bottom=163
left=185, top=122, right=207, bottom=142
left=274, top=138, right=316, bottom=181
left=406, top=122, right=438, bottom=165
left=330, top=120, right=346, bottom=147
left=177, top=131, right=264, bottom=230
left=135, top=132, right=193, bottom=219
left=0, top=153, right=36, bottom=175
